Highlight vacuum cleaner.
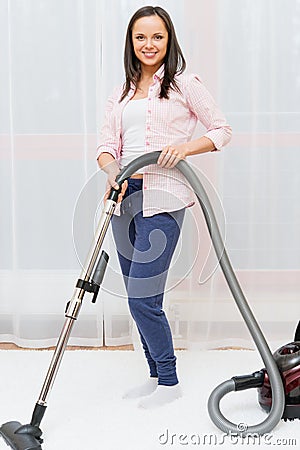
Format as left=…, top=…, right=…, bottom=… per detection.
left=0, top=151, right=299, bottom=449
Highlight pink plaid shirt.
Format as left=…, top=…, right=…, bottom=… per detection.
left=97, top=65, right=232, bottom=216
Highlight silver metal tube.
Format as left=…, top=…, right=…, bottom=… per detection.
left=80, top=199, right=115, bottom=285
left=37, top=317, right=76, bottom=406
left=65, top=199, right=116, bottom=316
left=36, top=198, right=116, bottom=406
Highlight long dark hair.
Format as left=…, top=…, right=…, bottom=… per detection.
left=120, top=5, right=186, bottom=102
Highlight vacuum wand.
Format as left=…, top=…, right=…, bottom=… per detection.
left=0, top=194, right=114, bottom=450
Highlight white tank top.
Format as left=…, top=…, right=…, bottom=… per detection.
left=120, top=98, right=147, bottom=173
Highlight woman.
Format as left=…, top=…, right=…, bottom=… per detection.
left=97, top=5, right=232, bottom=409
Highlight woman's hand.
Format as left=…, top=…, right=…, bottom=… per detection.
left=100, top=157, right=127, bottom=203
left=157, top=144, right=188, bottom=168
left=104, top=177, right=128, bottom=203
left=104, top=171, right=128, bottom=203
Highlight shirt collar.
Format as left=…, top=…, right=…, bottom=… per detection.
left=129, top=64, right=165, bottom=92
left=153, top=64, right=165, bottom=82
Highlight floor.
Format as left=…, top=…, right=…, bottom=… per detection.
left=0, top=343, right=134, bottom=351
left=0, top=349, right=299, bottom=450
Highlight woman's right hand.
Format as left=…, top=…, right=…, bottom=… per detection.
left=104, top=169, right=128, bottom=203
left=98, top=153, right=128, bottom=204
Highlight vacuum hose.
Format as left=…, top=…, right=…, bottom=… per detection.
left=113, top=151, right=285, bottom=435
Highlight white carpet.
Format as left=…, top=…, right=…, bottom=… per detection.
left=0, top=350, right=299, bottom=450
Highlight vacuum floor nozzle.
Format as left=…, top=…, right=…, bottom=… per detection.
left=0, top=421, right=42, bottom=450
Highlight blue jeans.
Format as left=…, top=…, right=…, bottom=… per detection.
left=111, top=178, right=185, bottom=386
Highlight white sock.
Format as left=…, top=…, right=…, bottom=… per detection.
left=123, top=378, right=158, bottom=399
left=138, top=384, right=182, bottom=409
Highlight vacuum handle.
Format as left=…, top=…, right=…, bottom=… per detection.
left=107, top=186, right=122, bottom=202
left=107, top=151, right=161, bottom=201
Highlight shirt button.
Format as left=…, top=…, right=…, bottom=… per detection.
left=146, top=141, right=150, bottom=146
left=144, top=186, right=147, bottom=190
left=147, top=126, right=150, bottom=131
left=148, top=110, right=151, bottom=113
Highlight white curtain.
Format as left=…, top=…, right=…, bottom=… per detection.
left=0, top=0, right=299, bottom=349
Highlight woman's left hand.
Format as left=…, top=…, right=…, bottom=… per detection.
left=157, top=144, right=187, bottom=169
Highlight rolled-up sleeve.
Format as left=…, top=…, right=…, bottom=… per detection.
left=96, top=87, right=121, bottom=160
left=186, top=74, right=232, bottom=151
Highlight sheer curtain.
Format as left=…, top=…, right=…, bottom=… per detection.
left=0, top=0, right=102, bottom=347
left=0, top=0, right=299, bottom=349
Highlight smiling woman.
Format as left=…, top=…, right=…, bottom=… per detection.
left=96, top=4, right=231, bottom=410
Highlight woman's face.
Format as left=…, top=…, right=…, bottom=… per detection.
left=132, top=15, right=168, bottom=73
